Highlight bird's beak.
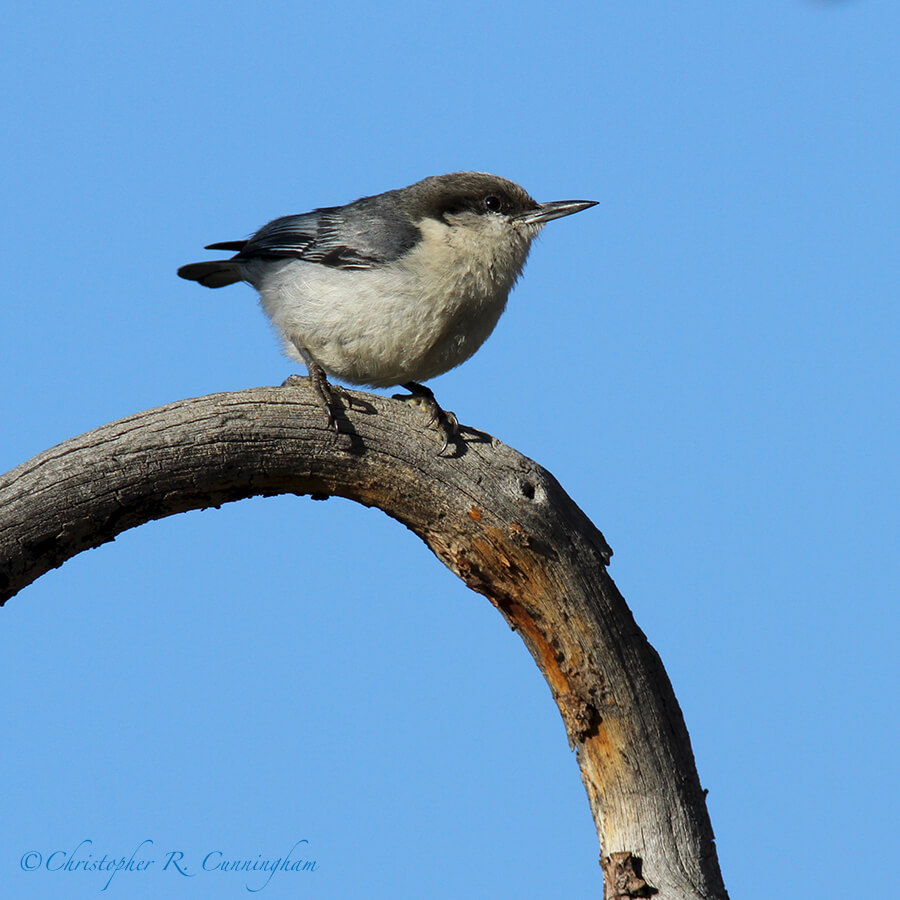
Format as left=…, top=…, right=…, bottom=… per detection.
left=515, top=199, right=598, bottom=226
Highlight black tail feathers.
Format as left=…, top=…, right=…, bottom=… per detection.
left=177, top=261, right=243, bottom=289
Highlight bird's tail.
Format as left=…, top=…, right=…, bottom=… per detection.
left=177, top=260, right=243, bottom=289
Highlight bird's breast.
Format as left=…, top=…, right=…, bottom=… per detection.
left=253, top=219, right=533, bottom=387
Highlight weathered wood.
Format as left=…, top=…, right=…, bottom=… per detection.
left=0, top=382, right=729, bottom=899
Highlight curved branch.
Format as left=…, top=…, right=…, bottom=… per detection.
left=0, top=382, right=728, bottom=899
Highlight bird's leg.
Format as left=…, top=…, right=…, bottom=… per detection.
left=395, top=382, right=459, bottom=455
left=286, top=342, right=344, bottom=433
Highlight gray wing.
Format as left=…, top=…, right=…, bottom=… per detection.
left=214, top=200, right=421, bottom=271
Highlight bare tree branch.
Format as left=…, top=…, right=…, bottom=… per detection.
left=0, top=382, right=728, bottom=899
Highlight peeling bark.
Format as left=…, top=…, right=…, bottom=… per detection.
left=0, top=382, right=729, bottom=899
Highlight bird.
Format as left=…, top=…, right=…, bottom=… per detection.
left=178, top=172, right=597, bottom=451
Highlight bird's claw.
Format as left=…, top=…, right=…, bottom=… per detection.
left=282, top=367, right=345, bottom=434
left=280, top=374, right=306, bottom=388
left=395, top=383, right=459, bottom=455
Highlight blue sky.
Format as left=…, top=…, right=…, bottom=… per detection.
left=1, top=2, right=897, bottom=897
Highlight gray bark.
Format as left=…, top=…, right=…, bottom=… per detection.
left=0, top=382, right=729, bottom=899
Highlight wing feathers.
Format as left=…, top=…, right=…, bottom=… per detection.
left=205, top=240, right=247, bottom=251
left=192, top=199, right=421, bottom=272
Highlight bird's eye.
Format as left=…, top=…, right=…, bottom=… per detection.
left=483, top=194, right=503, bottom=213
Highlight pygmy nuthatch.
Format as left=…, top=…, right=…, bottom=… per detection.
left=178, top=172, right=596, bottom=450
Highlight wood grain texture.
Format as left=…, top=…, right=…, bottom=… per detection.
left=0, top=381, right=729, bottom=899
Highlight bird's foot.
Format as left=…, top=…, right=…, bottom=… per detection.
left=281, top=368, right=345, bottom=433
left=394, top=382, right=459, bottom=455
